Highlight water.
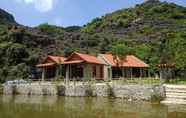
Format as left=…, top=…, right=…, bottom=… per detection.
left=0, top=95, right=186, bottom=118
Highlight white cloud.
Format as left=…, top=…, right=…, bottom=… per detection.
left=15, top=0, right=55, bottom=12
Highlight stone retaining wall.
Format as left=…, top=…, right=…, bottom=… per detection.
left=3, top=82, right=165, bottom=101
left=112, top=84, right=165, bottom=101
left=4, top=82, right=57, bottom=96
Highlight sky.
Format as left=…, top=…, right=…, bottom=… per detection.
left=0, top=0, right=186, bottom=27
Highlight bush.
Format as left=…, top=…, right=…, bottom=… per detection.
left=6, top=43, right=29, bottom=64
left=12, top=85, right=19, bottom=95
left=38, top=23, right=64, bottom=34
left=150, top=92, right=164, bottom=102
left=85, top=84, right=94, bottom=97
left=106, top=83, right=115, bottom=98
left=57, top=85, right=66, bottom=96
left=170, top=12, right=185, bottom=19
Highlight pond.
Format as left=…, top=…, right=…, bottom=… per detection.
left=0, top=95, right=186, bottom=118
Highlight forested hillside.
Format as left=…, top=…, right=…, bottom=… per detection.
left=0, top=0, right=186, bottom=82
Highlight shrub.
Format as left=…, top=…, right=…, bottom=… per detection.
left=106, top=83, right=115, bottom=98
left=170, top=12, right=185, bottom=19
left=150, top=92, right=164, bottom=102
left=12, top=85, right=19, bottom=95
left=57, top=85, right=66, bottom=96
left=85, top=84, right=94, bottom=97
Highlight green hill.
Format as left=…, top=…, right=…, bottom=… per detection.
left=0, top=0, right=186, bottom=82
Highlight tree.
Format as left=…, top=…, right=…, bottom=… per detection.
left=111, top=43, right=132, bottom=59
left=63, top=47, right=76, bottom=57
left=6, top=43, right=29, bottom=64
left=111, top=43, right=133, bottom=66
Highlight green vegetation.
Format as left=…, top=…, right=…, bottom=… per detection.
left=150, top=92, right=164, bottom=102
left=85, top=84, right=94, bottom=97
left=12, top=85, right=19, bottom=95
left=112, top=78, right=162, bottom=85
left=57, top=85, right=66, bottom=96
left=111, top=43, right=133, bottom=59
left=38, top=23, right=65, bottom=34
left=165, top=78, right=186, bottom=85
left=0, top=0, right=186, bottom=82
left=106, top=82, right=115, bottom=98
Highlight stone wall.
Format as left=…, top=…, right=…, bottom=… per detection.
left=3, top=82, right=57, bottom=96
left=3, top=82, right=165, bottom=101
left=112, top=84, right=165, bottom=101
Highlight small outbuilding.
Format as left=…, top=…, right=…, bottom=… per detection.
left=36, top=56, right=66, bottom=81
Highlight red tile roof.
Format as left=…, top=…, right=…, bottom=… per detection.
left=102, top=54, right=149, bottom=68
left=47, top=55, right=66, bottom=64
left=66, top=52, right=103, bottom=65
left=37, top=56, right=66, bottom=68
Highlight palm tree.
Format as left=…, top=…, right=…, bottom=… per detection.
left=111, top=43, right=132, bottom=78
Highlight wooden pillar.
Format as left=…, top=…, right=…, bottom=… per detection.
left=130, top=68, right=133, bottom=79
left=42, top=68, right=45, bottom=81
left=66, top=65, right=70, bottom=81
left=55, top=66, right=59, bottom=80
left=96, top=65, right=99, bottom=79
left=69, top=65, right=71, bottom=79
left=160, top=68, right=163, bottom=80
left=126, top=68, right=129, bottom=78
left=109, top=66, right=112, bottom=81
left=140, top=68, right=142, bottom=78
left=122, top=68, right=125, bottom=78
left=110, top=67, right=112, bottom=80
left=147, top=68, right=150, bottom=78
left=84, top=64, right=92, bottom=81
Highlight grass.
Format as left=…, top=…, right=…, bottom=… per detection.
left=165, top=78, right=186, bottom=85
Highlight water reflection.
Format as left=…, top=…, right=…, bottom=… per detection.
left=0, top=95, right=186, bottom=118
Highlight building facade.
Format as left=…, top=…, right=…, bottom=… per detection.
left=36, top=52, right=149, bottom=81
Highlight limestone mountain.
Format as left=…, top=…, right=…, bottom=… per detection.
left=0, top=8, right=16, bottom=25
left=82, top=0, right=186, bottom=42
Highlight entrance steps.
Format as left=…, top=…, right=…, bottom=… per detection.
left=161, top=84, right=186, bottom=104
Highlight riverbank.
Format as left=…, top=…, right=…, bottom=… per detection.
left=3, top=81, right=165, bottom=102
